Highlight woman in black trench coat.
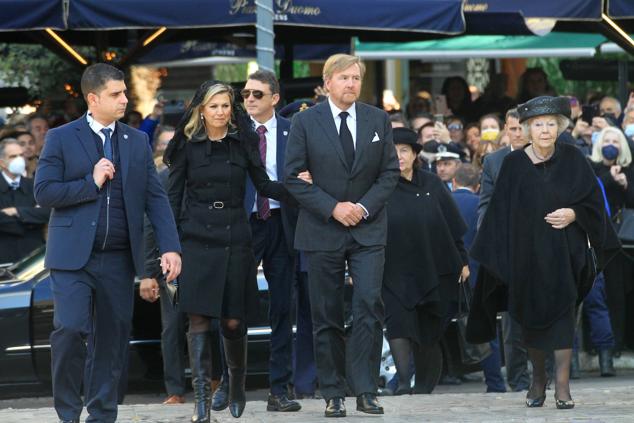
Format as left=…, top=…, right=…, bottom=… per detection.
left=163, top=81, right=291, bottom=420
left=382, top=127, right=468, bottom=394
left=469, top=96, right=619, bottom=410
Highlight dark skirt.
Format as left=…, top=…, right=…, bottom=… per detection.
left=383, top=273, right=457, bottom=346
left=178, top=242, right=259, bottom=320
left=521, top=306, right=575, bottom=350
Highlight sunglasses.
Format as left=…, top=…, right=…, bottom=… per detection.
left=240, top=89, right=272, bottom=100
left=448, top=124, right=463, bottom=131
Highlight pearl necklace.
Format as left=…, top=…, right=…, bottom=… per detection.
left=532, top=145, right=554, bottom=162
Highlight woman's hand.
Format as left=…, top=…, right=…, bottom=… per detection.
left=460, top=265, right=470, bottom=284
left=545, top=208, right=576, bottom=229
left=611, top=165, right=628, bottom=189
left=297, top=170, right=313, bottom=184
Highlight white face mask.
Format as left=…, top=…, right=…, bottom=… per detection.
left=7, top=156, right=26, bottom=176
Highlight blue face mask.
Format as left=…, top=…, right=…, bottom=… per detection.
left=625, top=124, right=634, bottom=138
left=602, top=144, right=619, bottom=161
left=591, top=131, right=600, bottom=145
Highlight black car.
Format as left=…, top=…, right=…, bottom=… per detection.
left=0, top=247, right=274, bottom=390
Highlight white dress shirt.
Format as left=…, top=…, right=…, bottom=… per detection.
left=86, top=113, right=116, bottom=146
left=2, top=171, right=20, bottom=187
left=328, top=98, right=357, bottom=149
left=251, top=115, right=280, bottom=212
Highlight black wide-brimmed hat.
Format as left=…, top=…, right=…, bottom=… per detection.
left=393, top=127, right=422, bottom=153
left=517, top=96, right=571, bottom=123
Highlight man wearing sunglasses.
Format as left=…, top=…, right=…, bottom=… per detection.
left=241, top=70, right=303, bottom=413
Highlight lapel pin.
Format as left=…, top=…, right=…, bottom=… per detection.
left=123, top=134, right=128, bottom=139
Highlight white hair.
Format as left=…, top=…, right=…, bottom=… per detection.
left=521, top=115, right=570, bottom=142
left=590, top=126, right=632, bottom=167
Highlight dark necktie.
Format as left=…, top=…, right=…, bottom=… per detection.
left=101, top=127, right=113, bottom=161
left=339, top=111, right=355, bottom=169
left=256, top=125, right=271, bottom=220
left=10, top=181, right=19, bottom=190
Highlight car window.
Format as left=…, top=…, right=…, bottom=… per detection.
left=7, top=246, right=46, bottom=281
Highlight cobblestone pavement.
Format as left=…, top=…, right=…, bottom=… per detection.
left=2, top=383, right=633, bottom=423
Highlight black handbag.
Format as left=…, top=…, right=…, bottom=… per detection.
left=614, top=208, right=634, bottom=243
left=578, top=238, right=598, bottom=303
left=455, top=277, right=492, bottom=365
left=149, top=257, right=179, bottom=307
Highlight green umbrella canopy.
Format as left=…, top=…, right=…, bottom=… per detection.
left=354, top=32, right=611, bottom=59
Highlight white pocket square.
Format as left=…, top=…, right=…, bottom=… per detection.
left=371, top=133, right=380, bottom=142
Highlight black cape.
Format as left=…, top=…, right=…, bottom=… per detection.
left=383, top=170, right=467, bottom=343
left=466, top=143, right=620, bottom=343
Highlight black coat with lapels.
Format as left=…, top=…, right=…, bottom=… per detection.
left=0, top=175, right=50, bottom=263
left=167, top=130, right=289, bottom=318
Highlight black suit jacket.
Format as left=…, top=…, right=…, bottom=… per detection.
left=284, top=100, right=399, bottom=251
left=244, top=115, right=297, bottom=254
left=0, top=176, right=50, bottom=263
left=477, top=146, right=510, bottom=227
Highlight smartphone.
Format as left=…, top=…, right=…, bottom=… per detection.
left=434, top=114, right=444, bottom=124
left=434, top=94, right=448, bottom=115
left=581, top=104, right=598, bottom=124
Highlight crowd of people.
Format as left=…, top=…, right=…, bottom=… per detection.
left=1, top=57, right=633, bottom=422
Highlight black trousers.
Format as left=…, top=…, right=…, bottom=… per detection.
left=251, top=211, right=295, bottom=395
left=50, top=249, right=135, bottom=423
left=306, top=233, right=385, bottom=400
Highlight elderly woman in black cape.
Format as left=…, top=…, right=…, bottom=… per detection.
left=163, top=81, right=294, bottom=420
left=468, top=96, right=619, bottom=409
left=383, top=127, right=469, bottom=394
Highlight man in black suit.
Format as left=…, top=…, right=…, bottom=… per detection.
left=242, top=70, right=301, bottom=412
left=0, top=138, right=50, bottom=264
left=285, top=54, right=399, bottom=417
left=477, top=108, right=531, bottom=392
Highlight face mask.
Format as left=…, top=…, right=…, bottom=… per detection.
left=602, top=144, right=619, bottom=161
left=624, top=124, right=634, bottom=138
left=7, top=156, right=26, bottom=176
left=422, top=140, right=439, bottom=153
left=480, top=129, right=499, bottom=142
left=591, top=131, right=600, bottom=145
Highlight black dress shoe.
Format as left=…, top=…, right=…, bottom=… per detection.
left=59, top=420, right=79, bottom=423
left=325, top=397, right=346, bottom=418
left=267, top=394, right=301, bottom=412
left=599, top=349, right=616, bottom=377
left=356, top=393, right=384, bottom=414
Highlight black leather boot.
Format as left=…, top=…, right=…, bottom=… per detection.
left=223, top=336, right=247, bottom=418
left=570, top=350, right=580, bottom=380
left=599, top=349, right=616, bottom=377
left=211, top=375, right=229, bottom=411
left=188, top=332, right=212, bottom=423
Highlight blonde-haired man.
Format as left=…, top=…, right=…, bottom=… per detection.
left=285, top=54, right=399, bottom=417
